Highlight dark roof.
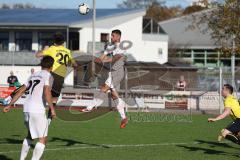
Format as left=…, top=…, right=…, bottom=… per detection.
left=159, top=10, right=218, bottom=49
left=0, top=9, right=140, bottom=26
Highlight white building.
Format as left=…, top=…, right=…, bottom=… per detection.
left=0, top=8, right=168, bottom=86
left=0, top=9, right=168, bottom=64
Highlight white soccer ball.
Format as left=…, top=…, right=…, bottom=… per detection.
left=78, top=3, right=90, bottom=15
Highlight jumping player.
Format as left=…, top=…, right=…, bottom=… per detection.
left=208, top=84, right=240, bottom=144
left=2, top=33, right=77, bottom=113
left=3, top=56, right=56, bottom=160
left=36, top=33, right=77, bottom=121
left=82, top=29, right=128, bottom=129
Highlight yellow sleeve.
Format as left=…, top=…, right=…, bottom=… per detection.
left=224, top=99, right=232, bottom=109
left=42, top=48, right=52, bottom=56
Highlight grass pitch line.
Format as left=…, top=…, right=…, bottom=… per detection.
left=0, top=141, right=234, bottom=154
left=0, top=142, right=202, bottom=154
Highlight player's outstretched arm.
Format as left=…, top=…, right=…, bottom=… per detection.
left=3, top=85, right=27, bottom=113
left=95, top=54, right=107, bottom=63
left=36, top=46, right=49, bottom=58
left=44, top=85, right=56, bottom=119
left=208, top=108, right=231, bottom=122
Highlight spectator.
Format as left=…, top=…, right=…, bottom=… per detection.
left=7, top=71, right=19, bottom=87
left=176, top=75, right=187, bottom=91
left=31, top=68, right=35, bottom=75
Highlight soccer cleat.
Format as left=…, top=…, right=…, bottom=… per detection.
left=80, top=107, right=97, bottom=113
left=2, top=96, right=12, bottom=106
left=2, top=100, right=9, bottom=106
left=225, top=134, right=240, bottom=145
left=81, top=108, right=92, bottom=113
left=120, top=118, right=128, bottom=129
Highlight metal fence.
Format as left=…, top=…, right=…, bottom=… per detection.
left=74, top=63, right=240, bottom=115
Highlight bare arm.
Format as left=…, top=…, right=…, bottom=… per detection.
left=101, top=54, right=123, bottom=63
left=36, top=46, right=49, bottom=58
left=3, top=85, right=27, bottom=112
left=9, top=85, right=26, bottom=105
left=208, top=108, right=231, bottom=122
left=36, top=51, right=44, bottom=58
left=44, top=85, right=56, bottom=118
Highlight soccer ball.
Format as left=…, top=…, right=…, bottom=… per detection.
left=78, top=3, right=90, bottom=15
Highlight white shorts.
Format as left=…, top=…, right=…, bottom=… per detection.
left=24, top=112, right=48, bottom=139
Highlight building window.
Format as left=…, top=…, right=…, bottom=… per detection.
left=143, top=18, right=166, bottom=34
left=15, top=32, right=32, bottom=51
left=69, top=32, right=79, bottom=51
left=38, top=32, right=55, bottom=50
left=0, top=32, right=9, bottom=51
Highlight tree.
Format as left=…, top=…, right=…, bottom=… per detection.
left=118, top=0, right=183, bottom=22
left=146, top=3, right=182, bottom=21
left=191, top=0, right=240, bottom=54
left=24, top=3, right=36, bottom=9
left=183, top=5, right=206, bottom=15
left=13, top=3, right=25, bottom=9
left=0, top=3, right=36, bottom=9
left=117, top=0, right=164, bottom=9
left=1, top=4, right=10, bottom=9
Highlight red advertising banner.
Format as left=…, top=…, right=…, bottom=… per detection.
left=0, top=87, right=16, bottom=99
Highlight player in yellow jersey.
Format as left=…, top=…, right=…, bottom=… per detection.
left=36, top=33, right=77, bottom=121
left=208, top=84, right=240, bottom=144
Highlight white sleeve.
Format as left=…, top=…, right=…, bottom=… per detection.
left=44, top=74, right=51, bottom=86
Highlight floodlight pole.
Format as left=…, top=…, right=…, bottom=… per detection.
left=92, top=0, right=96, bottom=74
left=231, top=34, right=236, bottom=87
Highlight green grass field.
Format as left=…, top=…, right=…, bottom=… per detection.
left=0, top=109, right=239, bottom=160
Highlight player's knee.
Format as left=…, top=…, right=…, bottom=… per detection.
left=39, top=137, right=47, bottom=145
left=101, top=85, right=109, bottom=93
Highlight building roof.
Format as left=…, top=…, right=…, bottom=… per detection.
left=159, top=10, right=218, bottom=49
left=0, top=9, right=143, bottom=27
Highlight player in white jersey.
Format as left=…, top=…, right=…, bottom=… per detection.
left=3, top=56, right=56, bottom=160
left=82, top=29, right=128, bottom=129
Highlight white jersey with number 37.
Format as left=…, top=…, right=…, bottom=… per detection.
left=23, top=70, right=51, bottom=113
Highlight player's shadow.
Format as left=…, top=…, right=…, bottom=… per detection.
left=0, top=138, right=22, bottom=144
left=195, top=139, right=238, bottom=149
left=0, top=155, right=13, bottom=160
left=177, top=139, right=240, bottom=158
left=50, top=137, right=110, bottom=148
left=177, top=144, right=228, bottom=155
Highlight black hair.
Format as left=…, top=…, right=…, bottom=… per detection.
left=112, top=29, right=121, bottom=36
left=54, top=32, right=65, bottom=45
left=224, top=84, right=234, bottom=94
left=41, top=56, right=54, bottom=69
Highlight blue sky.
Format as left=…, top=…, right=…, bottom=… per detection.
left=0, top=0, right=194, bottom=8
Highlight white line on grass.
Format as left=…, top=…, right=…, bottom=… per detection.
left=0, top=142, right=202, bottom=154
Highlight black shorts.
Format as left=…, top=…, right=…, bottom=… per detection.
left=51, top=72, right=64, bottom=98
left=226, top=119, right=240, bottom=134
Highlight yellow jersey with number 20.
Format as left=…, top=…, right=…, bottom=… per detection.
left=43, top=45, right=74, bottom=78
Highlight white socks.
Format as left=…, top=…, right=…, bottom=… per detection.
left=31, top=142, right=45, bottom=160
left=20, top=138, right=32, bottom=160
left=114, top=98, right=126, bottom=120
